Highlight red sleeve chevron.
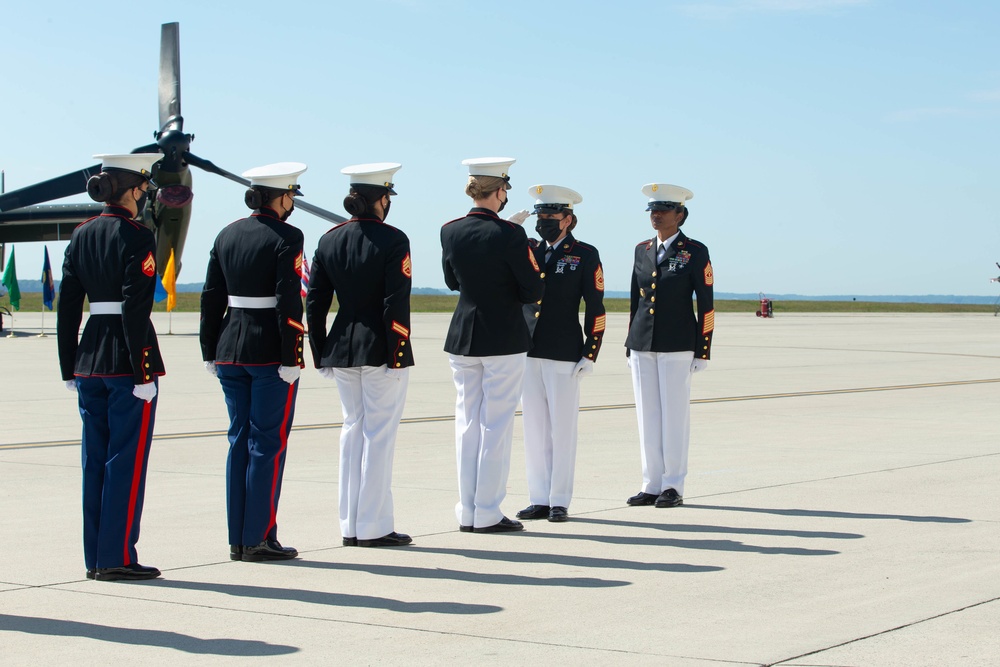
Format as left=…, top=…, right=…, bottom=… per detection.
left=391, top=321, right=410, bottom=338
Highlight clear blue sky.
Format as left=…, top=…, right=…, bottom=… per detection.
left=2, top=0, right=998, bottom=296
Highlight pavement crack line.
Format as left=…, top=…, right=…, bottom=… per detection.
left=24, top=584, right=759, bottom=663
left=4, top=377, right=999, bottom=451
left=763, top=595, right=1000, bottom=666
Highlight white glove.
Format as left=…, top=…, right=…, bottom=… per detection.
left=133, top=382, right=157, bottom=403
left=317, top=367, right=337, bottom=381
left=691, top=358, right=709, bottom=373
left=385, top=367, right=407, bottom=380
left=626, top=355, right=632, bottom=370
left=573, top=358, right=594, bottom=378
left=65, top=379, right=78, bottom=392
left=508, top=209, right=530, bottom=226
left=204, top=361, right=218, bottom=377
left=278, top=365, right=301, bottom=384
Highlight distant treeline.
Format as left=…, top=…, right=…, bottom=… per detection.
left=11, top=280, right=998, bottom=305
left=3, top=292, right=995, bottom=314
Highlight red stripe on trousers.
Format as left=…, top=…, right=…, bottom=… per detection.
left=123, top=400, right=153, bottom=566
left=267, top=383, right=296, bottom=535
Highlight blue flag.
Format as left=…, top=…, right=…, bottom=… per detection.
left=41, top=246, right=55, bottom=310
left=154, top=271, right=167, bottom=302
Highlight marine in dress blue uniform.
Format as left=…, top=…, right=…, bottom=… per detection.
left=57, top=153, right=164, bottom=581
left=517, top=185, right=606, bottom=523
left=200, top=162, right=307, bottom=562
left=625, top=183, right=714, bottom=509
left=306, top=162, right=414, bottom=548
left=441, top=157, right=543, bottom=532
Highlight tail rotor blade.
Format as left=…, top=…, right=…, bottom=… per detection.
left=0, top=165, right=102, bottom=211
left=158, top=23, right=182, bottom=132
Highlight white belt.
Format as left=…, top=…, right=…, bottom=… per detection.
left=228, top=296, right=278, bottom=309
left=90, top=301, right=123, bottom=315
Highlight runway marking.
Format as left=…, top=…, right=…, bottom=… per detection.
left=4, top=377, right=999, bottom=451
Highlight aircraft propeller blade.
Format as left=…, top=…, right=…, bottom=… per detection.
left=0, top=165, right=102, bottom=212
left=158, top=23, right=182, bottom=134
left=186, top=152, right=346, bottom=224
left=293, top=198, right=347, bottom=224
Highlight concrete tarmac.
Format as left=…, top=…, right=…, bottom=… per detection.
left=1, top=312, right=998, bottom=665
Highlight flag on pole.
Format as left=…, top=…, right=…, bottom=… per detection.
left=300, top=255, right=310, bottom=297
left=162, top=248, right=177, bottom=312
left=41, top=246, right=55, bottom=310
left=2, top=247, right=21, bottom=311
left=154, top=273, right=167, bottom=302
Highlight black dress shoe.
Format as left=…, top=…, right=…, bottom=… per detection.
left=516, top=504, right=551, bottom=520
left=474, top=517, right=524, bottom=533
left=655, top=488, right=683, bottom=508
left=358, top=532, right=413, bottom=547
left=230, top=545, right=243, bottom=561
left=459, top=525, right=474, bottom=533
left=342, top=537, right=358, bottom=547
left=95, top=563, right=161, bottom=581
left=242, top=539, right=297, bottom=561
left=548, top=506, right=569, bottom=522
left=626, top=491, right=659, bottom=506
left=86, top=569, right=96, bottom=580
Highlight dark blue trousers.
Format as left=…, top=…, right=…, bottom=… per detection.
left=217, top=364, right=297, bottom=547
left=77, top=376, right=157, bottom=570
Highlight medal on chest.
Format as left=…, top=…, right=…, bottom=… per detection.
left=556, top=255, right=581, bottom=274
left=667, top=250, right=692, bottom=273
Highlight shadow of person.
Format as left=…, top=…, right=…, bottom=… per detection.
left=150, top=579, right=501, bottom=615
left=409, top=546, right=724, bottom=573
left=570, top=517, right=864, bottom=540
left=283, top=557, right=631, bottom=588
left=0, top=614, right=297, bottom=656
left=681, top=504, right=972, bottom=523
left=518, top=531, right=839, bottom=556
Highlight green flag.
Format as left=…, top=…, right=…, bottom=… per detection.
left=2, top=247, right=21, bottom=311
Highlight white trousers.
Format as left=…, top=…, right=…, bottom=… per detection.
left=449, top=353, right=526, bottom=528
left=521, top=357, right=580, bottom=508
left=334, top=365, right=408, bottom=540
left=630, top=350, right=693, bottom=496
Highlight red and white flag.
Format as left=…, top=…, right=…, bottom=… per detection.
left=300, top=255, right=310, bottom=297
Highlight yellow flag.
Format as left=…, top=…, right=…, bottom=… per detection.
left=163, top=248, right=177, bottom=312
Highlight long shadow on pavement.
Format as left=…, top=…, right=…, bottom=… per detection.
left=517, top=531, right=839, bottom=555
left=151, top=579, right=501, bottom=615
left=0, top=614, right=297, bottom=656
left=284, top=558, right=631, bottom=588
left=682, top=504, right=972, bottom=523
left=571, top=517, right=864, bottom=539
left=407, top=546, right=724, bottom=573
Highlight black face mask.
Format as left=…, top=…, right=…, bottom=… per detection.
left=280, top=197, right=294, bottom=221
left=536, top=218, right=564, bottom=243
left=381, top=197, right=391, bottom=221
left=134, top=188, right=149, bottom=219
left=497, top=190, right=508, bottom=213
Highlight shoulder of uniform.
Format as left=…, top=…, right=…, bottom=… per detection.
left=572, top=239, right=599, bottom=253
left=527, top=238, right=540, bottom=249
left=442, top=215, right=467, bottom=227
left=74, top=215, right=100, bottom=231
left=636, top=239, right=653, bottom=249
left=681, top=236, right=707, bottom=250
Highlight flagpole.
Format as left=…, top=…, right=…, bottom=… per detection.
left=38, top=307, right=47, bottom=337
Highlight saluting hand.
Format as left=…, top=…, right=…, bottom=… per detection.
left=507, top=209, right=531, bottom=226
